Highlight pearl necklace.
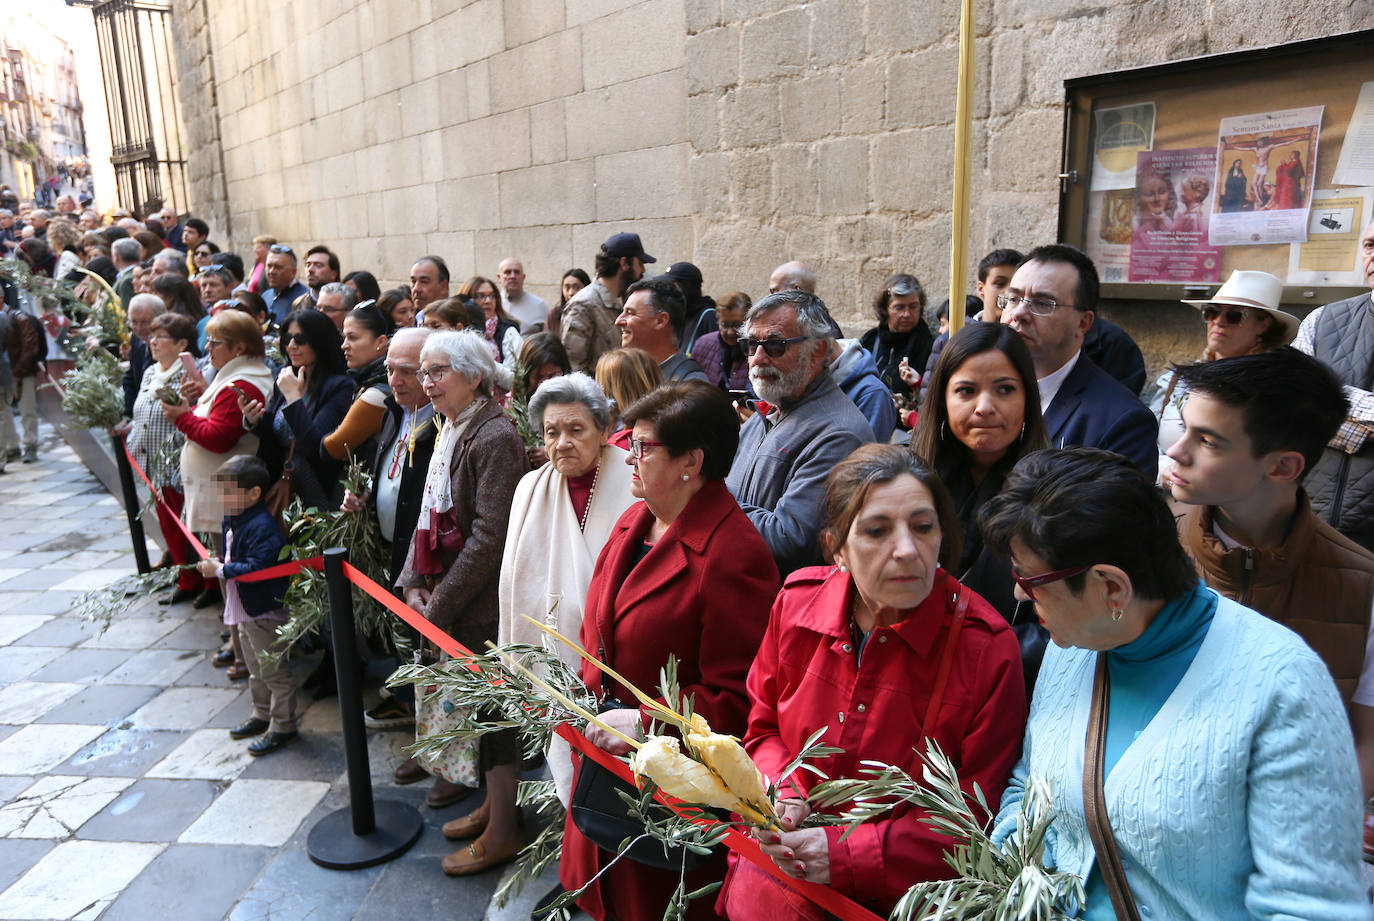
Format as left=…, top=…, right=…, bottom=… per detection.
left=579, top=461, right=601, bottom=532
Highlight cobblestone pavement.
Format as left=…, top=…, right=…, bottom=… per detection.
left=0, top=416, right=559, bottom=921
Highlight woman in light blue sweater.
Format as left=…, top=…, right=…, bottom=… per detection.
left=979, top=448, right=1366, bottom=920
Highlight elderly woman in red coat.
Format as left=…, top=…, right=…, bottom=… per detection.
left=717, top=445, right=1027, bottom=921
left=559, top=381, right=781, bottom=921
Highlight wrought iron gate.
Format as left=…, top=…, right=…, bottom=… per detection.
left=78, top=0, right=188, bottom=216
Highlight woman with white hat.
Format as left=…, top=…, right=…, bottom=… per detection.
left=1149, top=270, right=1299, bottom=480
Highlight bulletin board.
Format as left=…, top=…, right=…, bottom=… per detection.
left=1059, top=29, right=1374, bottom=307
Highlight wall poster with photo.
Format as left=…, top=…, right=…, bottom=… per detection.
left=1128, top=147, right=1223, bottom=283
left=1209, top=106, right=1323, bottom=246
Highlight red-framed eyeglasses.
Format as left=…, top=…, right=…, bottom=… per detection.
left=1011, top=564, right=1090, bottom=599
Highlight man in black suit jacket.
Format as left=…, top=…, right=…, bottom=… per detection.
left=1001, top=244, right=1158, bottom=480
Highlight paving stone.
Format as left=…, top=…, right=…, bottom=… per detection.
left=23, top=592, right=83, bottom=616
left=145, top=728, right=256, bottom=781
left=100, top=843, right=274, bottom=921
left=100, top=649, right=200, bottom=687
left=179, top=778, right=329, bottom=847
left=151, top=617, right=230, bottom=651
left=8, top=616, right=96, bottom=647
left=357, top=842, right=499, bottom=921
left=0, top=777, right=33, bottom=808
left=0, top=615, right=52, bottom=645
left=58, top=728, right=189, bottom=778
left=226, top=848, right=381, bottom=921
left=204, top=688, right=252, bottom=729
left=0, top=551, right=73, bottom=568
left=0, top=682, right=83, bottom=725
left=173, top=654, right=240, bottom=688
left=238, top=730, right=347, bottom=783
left=36, top=685, right=161, bottom=726
left=79, top=617, right=178, bottom=649
left=0, top=569, right=78, bottom=591
left=0, top=646, right=65, bottom=683
left=0, top=592, right=40, bottom=615
left=29, top=648, right=131, bottom=683
left=77, top=778, right=219, bottom=842
left=0, top=839, right=164, bottom=920
left=0, top=775, right=134, bottom=838
left=0, top=840, right=54, bottom=895
left=50, top=569, right=134, bottom=593
left=0, top=724, right=106, bottom=775
left=123, top=687, right=241, bottom=731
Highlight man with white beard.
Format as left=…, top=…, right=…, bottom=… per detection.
left=724, top=290, right=873, bottom=575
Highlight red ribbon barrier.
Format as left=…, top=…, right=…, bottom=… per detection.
left=116, top=435, right=886, bottom=921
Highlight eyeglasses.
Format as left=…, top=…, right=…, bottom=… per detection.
left=204, top=337, right=226, bottom=350
left=417, top=364, right=452, bottom=383
left=269, top=244, right=294, bottom=255
left=997, top=293, right=1072, bottom=316
left=629, top=438, right=667, bottom=460
left=1010, top=564, right=1090, bottom=599
left=1201, top=305, right=1253, bottom=326
left=738, top=335, right=810, bottom=358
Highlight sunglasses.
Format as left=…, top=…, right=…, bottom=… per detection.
left=1010, top=564, right=1090, bottom=599
left=285, top=332, right=310, bottom=346
left=1201, top=305, right=1252, bottom=326
left=738, top=335, right=810, bottom=358
left=269, top=244, right=294, bottom=255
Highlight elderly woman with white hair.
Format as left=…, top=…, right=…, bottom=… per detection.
left=441, top=373, right=638, bottom=864
left=395, top=330, right=529, bottom=876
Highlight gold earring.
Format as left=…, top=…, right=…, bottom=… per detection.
left=1111, top=608, right=1124, bottom=622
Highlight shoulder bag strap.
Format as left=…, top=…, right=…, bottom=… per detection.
left=1082, top=653, right=1142, bottom=921
left=923, top=588, right=971, bottom=730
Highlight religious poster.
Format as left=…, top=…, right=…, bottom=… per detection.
left=1085, top=189, right=1133, bottom=283
left=1333, top=82, right=1374, bottom=187
left=1127, top=148, right=1223, bottom=283
left=1090, top=102, right=1156, bottom=190
left=1209, top=105, right=1323, bottom=246
left=1288, top=188, right=1374, bottom=285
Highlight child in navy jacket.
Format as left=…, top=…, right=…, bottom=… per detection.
left=196, top=455, right=298, bottom=755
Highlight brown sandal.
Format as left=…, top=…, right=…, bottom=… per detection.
left=441, top=835, right=523, bottom=876
left=226, top=662, right=249, bottom=680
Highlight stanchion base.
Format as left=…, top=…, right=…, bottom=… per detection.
left=306, top=798, right=424, bottom=870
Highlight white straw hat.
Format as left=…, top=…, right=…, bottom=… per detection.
left=1181, top=270, right=1298, bottom=345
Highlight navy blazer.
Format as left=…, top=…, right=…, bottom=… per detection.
left=1042, top=354, right=1158, bottom=481
left=1082, top=316, right=1146, bottom=396
left=221, top=502, right=289, bottom=616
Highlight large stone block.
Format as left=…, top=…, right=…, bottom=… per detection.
left=689, top=151, right=731, bottom=217
left=435, top=68, right=471, bottom=129
left=730, top=149, right=775, bottom=216
left=489, top=29, right=583, bottom=114
left=474, top=225, right=576, bottom=284
left=571, top=216, right=693, bottom=266
left=384, top=184, right=440, bottom=235
left=566, top=70, right=688, bottom=159
left=429, top=0, right=506, bottom=70
left=817, top=136, right=869, bottom=214
left=581, top=0, right=686, bottom=90
left=325, top=57, right=365, bottom=115
left=721, top=84, right=780, bottom=147
left=839, top=58, right=885, bottom=136
left=594, top=143, right=691, bottom=220
left=400, top=75, right=443, bottom=137
left=426, top=231, right=477, bottom=276
left=981, top=192, right=1056, bottom=253
left=442, top=108, right=532, bottom=177
left=871, top=125, right=954, bottom=215
left=693, top=221, right=788, bottom=294
left=780, top=72, right=840, bottom=142
left=774, top=143, right=817, bottom=216
left=361, top=34, right=413, bottom=98
left=720, top=0, right=794, bottom=21
left=505, top=0, right=568, bottom=47
left=420, top=128, right=446, bottom=185
left=565, top=0, right=641, bottom=26
left=985, top=108, right=1062, bottom=193
left=886, top=45, right=957, bottom=129
left=808, top=0, right=864, bottom=68
left=685, top=0, right=721, bottom=33
left=371, top=90, right=405, bottom=145
left=687, top=92, right=720, bottom=152
left=685, top=25, right=739, bottom=95
left=468, top=61, right=492, bottom=120
left=320, top=12, right=361, bottom=71
left=739, top=7, right=808, bottom=82
left=438, top=174, right=501, bottom=231
left=988, top=30, right=1025, bottom=119
left=530, top=99, right=569, bottom=165
left=500, top=160, right=597, bottom=226
left=1022, top=16, right=1116, bottom=108
left=382, top=232, right=430, bottom=282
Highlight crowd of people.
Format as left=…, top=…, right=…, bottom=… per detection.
left=3, top=196, right=1374, bottom=919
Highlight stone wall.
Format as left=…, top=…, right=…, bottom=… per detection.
left=169, top=0, right=1374, bottom=372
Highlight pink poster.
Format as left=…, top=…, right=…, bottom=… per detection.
left=1127, top=148, right=1223, bottom=284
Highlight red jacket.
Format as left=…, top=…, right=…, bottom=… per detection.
left=174, top=384, right=263, bottom=453
left=561, top=479, right=781, bottom=921
left=718, top=566, right=1027, bottom=921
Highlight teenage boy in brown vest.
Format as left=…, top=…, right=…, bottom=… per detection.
left=1164, top=347, right=1374, bottom=795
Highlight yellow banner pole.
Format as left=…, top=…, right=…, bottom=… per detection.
left=947, top=0, right=976, bottom=334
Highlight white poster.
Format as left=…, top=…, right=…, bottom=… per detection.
left=1333, top=82, right=1374, bottom=187
left=1287, top=188, right=1374, bottom=286
left=1091, top=102, right=1156, bottom=191
left=1209, top=105, right=1324, bottom=246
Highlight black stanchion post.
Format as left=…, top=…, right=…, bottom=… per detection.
left=110, top=433, right=151, bottom=574
left=307, top=547, right=424, bottom=870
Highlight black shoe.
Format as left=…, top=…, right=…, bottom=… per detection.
left=229, top=717, right=270, bottom=739
left=192, top=588, right=221, bottom=609
left=532, top=884, right=568, bottom=920
left=159, top=587, right=198, bottom=606
left=364, top=696, right=415, bottom=730
left=220, top=630, right=231, bottom=642
left=248, top=730, right=299, bottom=756
left=212, top=649, right=235, bottom=667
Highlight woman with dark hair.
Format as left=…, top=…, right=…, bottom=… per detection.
left=547, top=268, right=591, bottom=338
left=133, top=229, right=165, bottom=260
left=912, top=323, right=1047, bottom=625
left=192, top=240, right=220, bottom=271
left=689, top=291, right=751, bottom=392
left=860, top=273, right=934, bottom=398
left=377, top=286, right=416, bottom=331
left=719, top=443, right=1026, bottom=921
left=1220, top=158, right=1249, bottom=212
left=344, top=270, right=382, bottom=306
left=152, top=272, right=207, bottom=322
left=457, top=275, right=521, bottom=391
left=321, top=303, right=393, bottom=466
left=560, top=381, right=781, bottom=921
left=517, top=332, right=571, bottom=395
left=17, top=238, right=56, bottom=277
left=241, top=309, right=353, bottom=511
left=980, top=447, right=1365, bottom=918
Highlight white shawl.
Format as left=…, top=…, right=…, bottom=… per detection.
left=179, top=355, right=275, bottom=530
left=497, top=443, right=637, bottom=800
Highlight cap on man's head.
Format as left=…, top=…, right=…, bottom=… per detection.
left=663, top=261, right=702, bottom=289
left=603, top=232, right=656, bottom=264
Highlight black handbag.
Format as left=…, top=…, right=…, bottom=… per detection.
left=569, top=703, right=716, bottom=871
